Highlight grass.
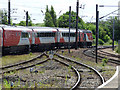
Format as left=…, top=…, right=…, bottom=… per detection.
left=92, top=41, right=118, bottom=46
left=1, top=53, right=40, bottom=66
left=114, top=46, right=118, bottom=53
left=60, top=50, right=116, bottom=77
left=3, top=79, right=11, bottom=88
left=0, top=84, right=1, bottom=90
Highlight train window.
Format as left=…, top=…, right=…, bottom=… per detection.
left=18, top=32, right=20, bottom=36
left=62, top=33, right=65, bottom=37
left=70, top=33, right=75, bottom=37
left=62, top=33, right=68, bottom=37
left=62, top=33, right=75, bottom=37
left=21, top=32, right=29, bottom=38
left=28, top=32, right=31, bottom=38
left=36, top=32, right=55, bottom=37
left=16, top=32, right=17, bottom=36
left=83, top=34, right=86, bottom=40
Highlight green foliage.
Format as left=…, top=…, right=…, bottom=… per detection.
left=58, top=11, right=86, bottom=29
left=108, top=39, right=113, bottom=44
left=19, top=21, right=26, bottom=26
left=50, top=6, right=57, bottom=27
left=102, top=58, right=108, bottom=66
left=0, top=84, right=1, bottom=90
left=3, top=79, right=11, bottom=88
left=115, top=46, right=118, bottom=53
left=99, top=17, right=120, bottom=42
left=44, top=12, right=54, bottom=27
left=18, top=12, right=33, bottom=26
left=57, top=14, right=69, bottom=28
left=92, top=34, right=95, bottom=39
left=29, top=52, right=32, bottom=55
left=103, top=35, right=111, bottom=42
left=44, top=5, right=57, bottom=27
left=99, top=26, right=106, bottom=40
left=34, top=23, right=45, bottom=27
left=86, top=23, right=96, bottom=35
left=43, top=6, right=119, bottom=44
left=98, top=39, right=104, bottom=45
left=0, top=10, right=8, bottom=25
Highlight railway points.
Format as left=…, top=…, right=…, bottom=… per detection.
left=83, top=46, right=120, bottom=89
left=0, top=48, right=109, bottom=89
left=1, top=46, right=118, bottom=89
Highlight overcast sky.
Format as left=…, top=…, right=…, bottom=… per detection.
left=0, top=0, right=120, bottom=23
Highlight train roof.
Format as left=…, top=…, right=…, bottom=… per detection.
left=1, top=26, right=32, bottom=31
left=0, top=27, right=2, bottom=30
left=31, top=27, right=57, bottom=32
left=28, top=26, right=54, bottom=29
left=79, top=29, right=92, bottom=33
left=57, top=28, right=76, bottom=32
left=57, top=28, right=92, bottom=33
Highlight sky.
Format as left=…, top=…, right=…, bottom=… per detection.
left=0, top=0, right=120, bottom=23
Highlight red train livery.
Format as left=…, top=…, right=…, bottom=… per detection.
left=0, top=25, right=93, bottom=55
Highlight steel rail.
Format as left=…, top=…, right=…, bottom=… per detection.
left=1, top=52, right=47, bottom=70
left=53, top=58, right=81, bottom=90
left=1, top=58, right=49, bottom=74
left=54, top=53, right=105, bottom=85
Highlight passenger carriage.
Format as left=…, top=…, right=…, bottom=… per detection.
left=31, top=27, right=57, bottom=51
left=57, top=28, right=76, bottom=48
left=82, top=30, right=93, bottom=47
left=1, top=26, right=33, bottom=55
left=0, top=25, right=93, bottom=55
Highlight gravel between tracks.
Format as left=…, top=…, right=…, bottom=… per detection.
left=2, top=59, right=77, bottom=88
left=1, top=48, right=117, bottom=89
left=57, top=48, right=116, bottom=82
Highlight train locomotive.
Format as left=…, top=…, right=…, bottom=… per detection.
left=0, top=25, right=93, bottom=55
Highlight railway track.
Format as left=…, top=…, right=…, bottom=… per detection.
left=1, top=50, right=104, bottom=89
left=54, top=53, right=104, bottom=89
left=0, top=52, right=49, bottom=74
left=1, top=51, right=80, bottom=89
left=98, top=49, right=120, bottom=59
left=83, top=46, right=119, bottom=65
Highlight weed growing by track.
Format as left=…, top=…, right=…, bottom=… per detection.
left=58, top=49, right=116, bottom=81
left=1, top=53, right=40, bottom=66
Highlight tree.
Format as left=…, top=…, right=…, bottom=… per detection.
left=57, top=11, right=86, bottom=29
left=28, top=15, right=32, bottom=26
left=57, top=14, right=69, bottom=28
left=44, top=12, right=54, bottom=27
left=44, top=5, right=57, bottom=27
left=99, top=16, right=120, bottom=42
left=18, top=12, right=33, bottom=26
left=0, top=10, right=7, bottom=25
left=19, top=21, right=26, bottom=26
left=50, top=6, right=57, bottom=27
left=45, top=5, right=49, bottom=13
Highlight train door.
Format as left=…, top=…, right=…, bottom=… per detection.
left=0, top=27, right=3, bottom=56
left=31, top=29, right=35, bottom=44
left=78, top=31, right=81, bottom=47
left=84, top=33, right=86, bottom=41
left=57, top=29, right=60, bottom=43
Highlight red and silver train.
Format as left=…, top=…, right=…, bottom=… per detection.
left=0, top=25, right=93, bottom=55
